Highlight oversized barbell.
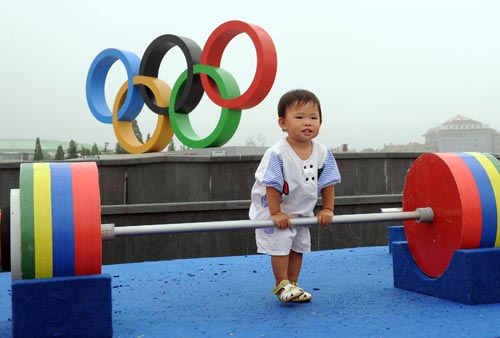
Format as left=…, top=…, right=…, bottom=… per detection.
left=9, top=152, right=500, bottom=280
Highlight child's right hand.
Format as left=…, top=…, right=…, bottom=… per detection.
left=271, top=211, right=291, bottom=229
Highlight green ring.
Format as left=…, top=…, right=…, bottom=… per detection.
left=169, top=64, right=241, bottom=148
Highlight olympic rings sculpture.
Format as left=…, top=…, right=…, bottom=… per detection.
left=86, top=20, right=278, bottom=153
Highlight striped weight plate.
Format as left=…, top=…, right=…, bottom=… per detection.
left=459, top=153, right=497, bottom=248
left=19, top=162, right=102, bottom=279
left=464, top=153, right=499, bottom=247
left=403, top=153, right=482, bottom=278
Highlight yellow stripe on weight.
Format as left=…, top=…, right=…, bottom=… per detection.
left=33, top=163, right=53, bottom=278
left=468, top=153, right=500, bottom=247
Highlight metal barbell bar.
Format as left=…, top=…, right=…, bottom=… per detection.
left=101, top=207, right=434, bottom=240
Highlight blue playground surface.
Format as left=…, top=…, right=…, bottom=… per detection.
left=1, top=245, right=500, bottom=338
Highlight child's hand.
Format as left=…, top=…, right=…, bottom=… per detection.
left=317, top=208, right=334, bottom=226
left=271, top=211, right=291, bottom=229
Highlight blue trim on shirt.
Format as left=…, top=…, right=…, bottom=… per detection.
left=318, top=150, right=341, bottom=191
left=262, top=151, right=284, bottom=192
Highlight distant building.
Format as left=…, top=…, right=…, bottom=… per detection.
left=381, top=142, right=428, bottom=153
left=331, top=144, right=350, bottom=153
left=423, top=115, right=499, bottom=153
left=0, top=139, right=99, bottom=161
left=0, top=139, right=38, bottom=161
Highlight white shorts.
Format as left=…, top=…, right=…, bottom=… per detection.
left=255, top=226, right=311, bottom=256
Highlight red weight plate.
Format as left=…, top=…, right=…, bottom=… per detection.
left=403, top=153, right=482, bottom=277
left=71, top=162, right=102, bottom=275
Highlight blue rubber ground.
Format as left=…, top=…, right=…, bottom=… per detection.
left=1, top=246, right=500, bottom=337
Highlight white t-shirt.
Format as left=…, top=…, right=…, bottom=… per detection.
left=249, top=139, right=341, bottom=220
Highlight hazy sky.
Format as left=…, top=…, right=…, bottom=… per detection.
left=3, top=0, right=500, bottom=151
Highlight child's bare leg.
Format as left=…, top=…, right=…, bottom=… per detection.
left=271, top=255, right=289, bottom=285
left=287, top=250, right=303, bottom=283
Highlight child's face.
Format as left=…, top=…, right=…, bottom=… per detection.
left=278, top=101, right=321, bottom=144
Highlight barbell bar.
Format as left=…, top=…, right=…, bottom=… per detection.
left=101, top=207, right=434, bottom=239
left=9, top=152, right=500, bottom=281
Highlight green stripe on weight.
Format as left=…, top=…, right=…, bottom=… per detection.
left=20, top=163, right=35, bottom=279
left=484, top=153, right=500, bottom=173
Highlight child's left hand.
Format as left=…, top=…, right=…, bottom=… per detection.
left=317, top=208, right=334, bottom=226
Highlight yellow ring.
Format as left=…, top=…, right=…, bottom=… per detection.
left=112, top=76, right=174, bottom=153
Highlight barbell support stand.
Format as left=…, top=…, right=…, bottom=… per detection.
left=103, top=207, right=434, bottom=240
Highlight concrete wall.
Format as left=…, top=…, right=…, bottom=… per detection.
left=0, top=151, right=420, bottom=270
left=95, top=151, right=416, bottom=204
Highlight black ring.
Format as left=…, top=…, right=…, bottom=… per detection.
left=139, top=35, right=204, bottom=115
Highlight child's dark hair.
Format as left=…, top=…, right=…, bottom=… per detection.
left=277, top=89, right=322, bottom=121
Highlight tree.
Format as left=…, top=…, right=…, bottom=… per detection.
left=115, top=142, right=128, bottom=154
left=146, top=133, right=151, bottom=142
left=167, top=139, right=175, bottom=151
left=91, top=143, right=101, bottom=156
left=246, top=137, right=256, bottom=147
left=255, top=134, right=266, bottom=147
left=80, top=146, right=91, bottom=157
left=55, top=145, right=65, bottom=160
left=132, top=120, right=143, bottom=144
left=66, top=140, right=79, bottom=159
left=246, top=134, right=266, bottom=147
left=34, top=137, right=43, bottom=161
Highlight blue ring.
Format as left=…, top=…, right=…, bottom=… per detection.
left=457, top=153, right=497, bottom=247
left=86, top=48, right=144, bottom=123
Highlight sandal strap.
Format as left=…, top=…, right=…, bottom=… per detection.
left=291, top=281, right=307, bottom=294
left=291, top=291, right=313, bottom=302
left=289, top=282, right=312, bottom=302
left=290, top=282, right=305, bottom=293
left=272, top=279, right=291, bottom=295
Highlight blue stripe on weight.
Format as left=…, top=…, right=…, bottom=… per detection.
left=457, top=153, right=497, bottom=247
left=50, top=163, right=75, bottom=277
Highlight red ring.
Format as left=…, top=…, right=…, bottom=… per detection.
left=200, top=20, right=277, bottom=110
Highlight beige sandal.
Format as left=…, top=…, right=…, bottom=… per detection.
left=290, top=282, right=312, bottom=302
left=272, top=280, right=304, bottom=303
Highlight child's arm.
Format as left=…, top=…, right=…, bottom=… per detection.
left=266, top=186, right=291, bottom=229
left=317, top=185, right=334, bottom=226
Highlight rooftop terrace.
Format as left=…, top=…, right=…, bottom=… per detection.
left=1, top=245, right=499, bottom=338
